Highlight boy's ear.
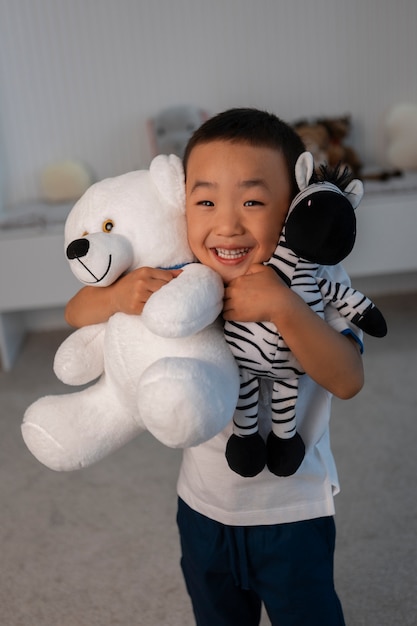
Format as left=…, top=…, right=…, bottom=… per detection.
left=295, top=152, right=315, bottom=191
left=344, top=179, right=364, bottom=209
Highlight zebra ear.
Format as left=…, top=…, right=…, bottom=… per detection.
left=295, top=152, right=314, bottom=191
left=344, top=179, right=364, bottom=209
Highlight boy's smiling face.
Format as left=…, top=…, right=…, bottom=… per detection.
left=185, top=140, right=291, bottom=283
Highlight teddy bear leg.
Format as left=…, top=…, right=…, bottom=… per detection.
left=53, top=324, right=106, bottom=385
left=137, top=357, right=239, bottom=448
left=22, top=381, right=145, bottom=471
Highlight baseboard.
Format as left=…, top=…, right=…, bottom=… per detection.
left=0, top=311, right=27, bottom=371
left=0, top=307, right=69, bottom=371
left=349, top=271, right=417, bottom=297
left=22, top=306, right=69, bottom=332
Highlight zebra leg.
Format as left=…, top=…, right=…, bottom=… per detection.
left=225, top=372, right=266, bottom=477
left=318, top=279, right=387, bottom=337
left=266, top=377, right=305, bottom=477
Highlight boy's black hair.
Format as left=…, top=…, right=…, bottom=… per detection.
left=183, top=107, right=306, bottom=197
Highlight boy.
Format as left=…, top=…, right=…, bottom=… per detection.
left=66, top=108, right=364, bottom=625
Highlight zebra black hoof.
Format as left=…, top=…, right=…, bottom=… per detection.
left=266, top=431, right=305, bottom=477
left=355, top=305, right=388, bottom=338
left=225, top=433, right=266, bottom=477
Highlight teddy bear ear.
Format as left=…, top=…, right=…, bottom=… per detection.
left=149, top=154, right=185, bottom=209
left=344, top=179, right=364, bottom=209
left=295, top=151, right=314, bottom=191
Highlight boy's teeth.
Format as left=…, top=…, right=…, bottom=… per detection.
left=216, top=248, right=248, bottom=259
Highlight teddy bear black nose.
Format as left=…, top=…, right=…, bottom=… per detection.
left=67, top=238, right=90, bottom=260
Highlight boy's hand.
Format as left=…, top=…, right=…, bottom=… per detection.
left=224, top=263, right=364, bottom=399
left=223, top=264, right=287, bottom=323
left=65, top=267, right=182, bottom=328
left=112, top=267, right=182, bottom=316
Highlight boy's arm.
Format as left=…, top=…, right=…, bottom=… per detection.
left=223, top=264, right=364, bottom=399
left=65, top=267, right=181, bottom=328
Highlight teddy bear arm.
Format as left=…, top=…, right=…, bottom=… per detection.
left=141, top=263, right=224, bottom=337
left=54, top=323, right=106, bottom=385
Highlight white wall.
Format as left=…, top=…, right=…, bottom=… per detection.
left=0, top=0, right=416, bottom=206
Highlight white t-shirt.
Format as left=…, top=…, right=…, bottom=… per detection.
left=177, top=264, right=362, bottom=527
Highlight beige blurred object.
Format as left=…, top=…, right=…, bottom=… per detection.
left=40, top=160, right=93, bottom=203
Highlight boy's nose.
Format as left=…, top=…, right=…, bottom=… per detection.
left=216, top=207, right=245, bottom=235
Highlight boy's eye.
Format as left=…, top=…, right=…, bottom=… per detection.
left=197, top=200, right=214, bottom=207
left=244, top=200, right=263, bottom=207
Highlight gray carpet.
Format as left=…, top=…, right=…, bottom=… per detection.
left=0, top=292, right=416, bottom=625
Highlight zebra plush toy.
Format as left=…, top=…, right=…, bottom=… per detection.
left=224, top=151, right=387, bottom=478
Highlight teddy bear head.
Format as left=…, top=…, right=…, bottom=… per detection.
left=65, top=154, right=195, bottom=287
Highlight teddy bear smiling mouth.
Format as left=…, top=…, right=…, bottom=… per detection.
left=74, top=254, right=113, bottom=284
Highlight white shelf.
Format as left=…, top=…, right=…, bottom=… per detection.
left=1, top=182, right=416, bottom=370
left=344, top=186, right=417, bottom=278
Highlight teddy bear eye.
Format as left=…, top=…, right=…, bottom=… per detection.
left=102, top=220, right=114, bottom=233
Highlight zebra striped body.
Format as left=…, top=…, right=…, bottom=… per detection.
left=224, top=231, right=383, bottom=444
left=224, top=228, right=326, bottom=441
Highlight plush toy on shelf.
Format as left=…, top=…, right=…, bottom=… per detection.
left=385, top=102, right=417, bottom=171
left=22, top=154, right=239, bottom=472
left=292, top=120, right=331, bottom=170
left=293, top=116, right=362, bottom=177
left=316, top=115, right=363, bottom=178
left=224, top=152, right=387, bottom=479
left=147, top=105, right=208, bottom=158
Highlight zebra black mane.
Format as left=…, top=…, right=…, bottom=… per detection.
left=309, top=162, right=353, bottom=191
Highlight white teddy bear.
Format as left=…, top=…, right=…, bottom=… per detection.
left=22, top=154, right=240, bottom=471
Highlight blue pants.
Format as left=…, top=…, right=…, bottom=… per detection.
left=177, top=498, right=345, bottom=626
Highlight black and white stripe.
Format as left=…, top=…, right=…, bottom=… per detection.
left=224, top=230, right=381, bottom=442
left=224, top=229, right=322, bottom=441
left=318, top=278, right=375, bottom=327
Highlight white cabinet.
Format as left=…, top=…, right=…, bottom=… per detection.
left=0, top=204, right=80, bottom=369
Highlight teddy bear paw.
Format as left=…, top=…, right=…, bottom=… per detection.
left=21, top=419, right=79, bottom=472
left=137, top=357, right=237, bottom=448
